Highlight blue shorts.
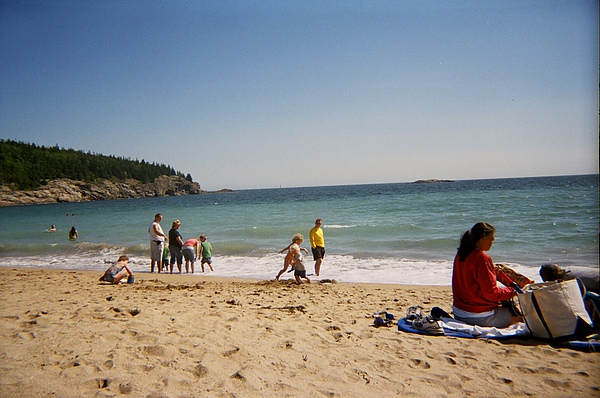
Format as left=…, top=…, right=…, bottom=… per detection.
left=201, top=257, right=212, bottom=265
left=169, top=246, right=183, bottom=265
left=294, top=269, right=306, bottom=278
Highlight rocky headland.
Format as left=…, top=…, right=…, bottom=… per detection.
left=0, top=176, right=233, bottom=206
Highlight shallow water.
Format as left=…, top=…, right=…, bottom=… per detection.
left=0, top=174, right=597, bottom=285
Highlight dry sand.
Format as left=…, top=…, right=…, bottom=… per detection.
left=0, top=267, right=598, bottom=397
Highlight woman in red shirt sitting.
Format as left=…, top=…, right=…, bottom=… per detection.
left=452, top=222, right=522, bottom=328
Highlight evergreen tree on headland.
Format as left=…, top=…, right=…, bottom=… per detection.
left=0, top=139, right=192, bottom=190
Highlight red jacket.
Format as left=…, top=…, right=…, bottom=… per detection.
left=452, top=249, right=515, bottom=313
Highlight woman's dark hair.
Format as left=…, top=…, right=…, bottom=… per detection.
left=456, top=222, right=495, bottom=261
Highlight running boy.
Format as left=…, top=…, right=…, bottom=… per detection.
left=291, top=244, right=310, bottom=284
left=275, top=233, right=308, bottom=280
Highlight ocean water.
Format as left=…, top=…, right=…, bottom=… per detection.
left=0, top=175, right=598, bottom=285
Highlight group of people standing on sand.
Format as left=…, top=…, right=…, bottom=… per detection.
left=148, top=213, right=213, bottom=274
left=99, top=216, right=323, bottom=285
left=275, top=218, right=326, bottom=284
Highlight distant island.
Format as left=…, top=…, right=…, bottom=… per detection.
left=412, top=179, right=456, bottom=184
left=0, top=139, right=232, bottom=206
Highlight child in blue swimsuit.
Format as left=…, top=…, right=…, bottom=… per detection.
left=100, top=255, right=134, bottom=283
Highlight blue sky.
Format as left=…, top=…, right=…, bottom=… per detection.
left=1, top=1, right=598, bottom=190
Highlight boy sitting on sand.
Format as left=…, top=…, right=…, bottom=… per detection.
left=99, top=255, right=134, bottom=284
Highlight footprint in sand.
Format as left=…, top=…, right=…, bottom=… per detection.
left=143, top=345, right=166, bottom=356
left=15, top=331, right=36, bottom=340
left=409, top=358, right=431, bottom=369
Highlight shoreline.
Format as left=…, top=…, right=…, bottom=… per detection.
left=0, top=263, right=460, bottom=288
left=0, top=256, right=550, bottom=287
left=1, top=267, right=598, bottom=397
left=0, top=265, right=454, bottom=287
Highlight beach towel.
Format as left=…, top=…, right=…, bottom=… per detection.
left=397, top=316, right=530, bottom=339
left=398, top=318, right=599, bottom=351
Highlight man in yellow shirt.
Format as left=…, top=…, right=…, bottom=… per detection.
left=309, top=218, right=325, bottom=276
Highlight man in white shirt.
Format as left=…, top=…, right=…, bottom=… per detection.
left=148, top=213, right=168, bottom=273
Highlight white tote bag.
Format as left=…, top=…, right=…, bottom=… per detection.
left=517, top=279, right=593, bottom=340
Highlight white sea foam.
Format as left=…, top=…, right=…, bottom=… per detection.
left=0, top=253, right=544, bottom=286
left=326, top=224, right=357, bottom=229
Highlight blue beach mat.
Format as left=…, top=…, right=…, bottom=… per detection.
left=398, top=317, right=530, bottom=339
left=398, top=317, right=600, bottom=351
left=559, top=339, right=600, bottom=352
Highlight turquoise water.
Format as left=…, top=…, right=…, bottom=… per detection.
left=0, top=175, right=597, bottom=285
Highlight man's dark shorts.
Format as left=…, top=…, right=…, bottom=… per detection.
left=312, top=246, right=325, bottom=261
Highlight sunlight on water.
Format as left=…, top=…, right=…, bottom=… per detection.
left=1, top=175, right=597, bottom=285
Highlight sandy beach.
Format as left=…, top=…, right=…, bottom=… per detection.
left=0, top=267, right=598, bottom=397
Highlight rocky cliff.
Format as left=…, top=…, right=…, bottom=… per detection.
left=0, top=176, right=231, bottom=206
